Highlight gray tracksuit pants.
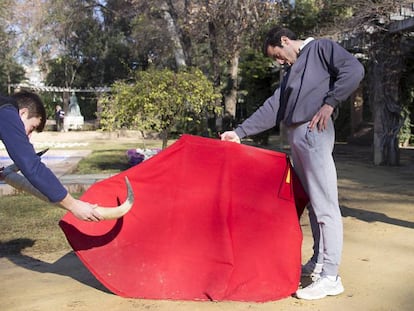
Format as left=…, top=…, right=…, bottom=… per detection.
left=288, top=119, right=343, bottom=276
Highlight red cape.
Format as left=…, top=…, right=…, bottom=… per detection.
left=59, top=135, right=308, bottom=302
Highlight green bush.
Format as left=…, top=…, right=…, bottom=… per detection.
left=100, top=67, right=221, bottom=148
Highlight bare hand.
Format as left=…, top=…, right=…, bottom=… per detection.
left=220, top=131, right=241, bottom=143
left=70, top=200, right=103, bottom=222
left=309, top=104, right=334, bottom=132
left=59, top=194, right=103, bottom=222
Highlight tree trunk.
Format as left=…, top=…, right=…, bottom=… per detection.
left=224, top=50, right=240, bottom=118
left=62, top=91, right=70, bottom=114
left=208, top=21, right=220, bottom=88
left=161, top=1, right=187, bottom=68
left=161, top=129, right=169, bottom=149
left=7, top=71, right=11, bottom=95
left=368, top=33, right=403, bottom=166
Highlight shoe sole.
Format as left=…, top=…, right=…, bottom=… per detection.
left=296, top=286, right=344, bottom=300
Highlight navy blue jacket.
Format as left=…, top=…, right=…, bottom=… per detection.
left=0, top=95, right=67, bottom=202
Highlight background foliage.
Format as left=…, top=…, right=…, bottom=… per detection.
left=0, top=0, right=412, bottom=162
left=100, top=67, right=221, bottom=148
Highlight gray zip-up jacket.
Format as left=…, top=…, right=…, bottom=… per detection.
left=235, top=38, right=365, bottom=139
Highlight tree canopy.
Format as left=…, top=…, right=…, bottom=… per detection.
left=99, top=67, right=221, bottom=148
left=2, top=0, right=413, bottom=164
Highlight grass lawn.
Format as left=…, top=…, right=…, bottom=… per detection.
left=0, top=194, right=71, bottom=255
left=75, top=147, right=135, bottom=174
left=75, top=139, right=165, bottom=174
left=0, top=135, right=166, bottom=255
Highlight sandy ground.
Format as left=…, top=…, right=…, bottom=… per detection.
left=0, top=132, right=413, bottom=311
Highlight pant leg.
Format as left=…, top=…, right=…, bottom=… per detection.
left=288, top=120, right=343, bottom=276
left=286, top=136, right=323, bottom=265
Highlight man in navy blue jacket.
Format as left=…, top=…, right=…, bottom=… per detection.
left=0, top=91, right=103, bottom=222
left=221, top=27, right=364, bottom=300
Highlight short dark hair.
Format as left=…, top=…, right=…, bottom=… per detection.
left=12, top=91, right=47, bottom=132
left=263, top=26, right=297, bottom=56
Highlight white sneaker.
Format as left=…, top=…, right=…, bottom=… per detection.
left=301, top=260, right=323, bottom=281
left=296, top=275, right=344, bottom=300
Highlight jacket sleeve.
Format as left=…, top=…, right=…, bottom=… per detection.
left=0, top=106, right=68, bottom=203
left=320, top=39, right=365, bottom=108
left=235, top=88, right=281, bottom=139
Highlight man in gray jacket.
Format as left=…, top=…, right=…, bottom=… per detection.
left=221, top=26, right=364, bottom=300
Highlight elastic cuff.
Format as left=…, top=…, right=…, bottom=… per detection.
left=234, top=127, right=246, bottom=139
left=321, top=262, right=339, bottom=276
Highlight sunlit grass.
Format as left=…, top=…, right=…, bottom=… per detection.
left=75, top=148, right=132, bottom=174
left=0, top=194, right=74, bottom=255
left=0, top=135, right=165, bottom=255
left=75, top=140, right=164, bottom=174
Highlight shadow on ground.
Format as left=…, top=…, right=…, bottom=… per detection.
left=0, top=238, right=111, bottom=294
left=340, top=205, right=414, bottom=229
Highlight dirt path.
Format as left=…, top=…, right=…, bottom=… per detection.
left=1, top=139, right=413, bottom=311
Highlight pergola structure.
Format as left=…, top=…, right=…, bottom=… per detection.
left=10, top=83, right=111, bottom=94
left=10, top=83, right=112, bottom=130
left=389, top=3, right=414, bottom=33
left=339, top=3, right=414, bottom=165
